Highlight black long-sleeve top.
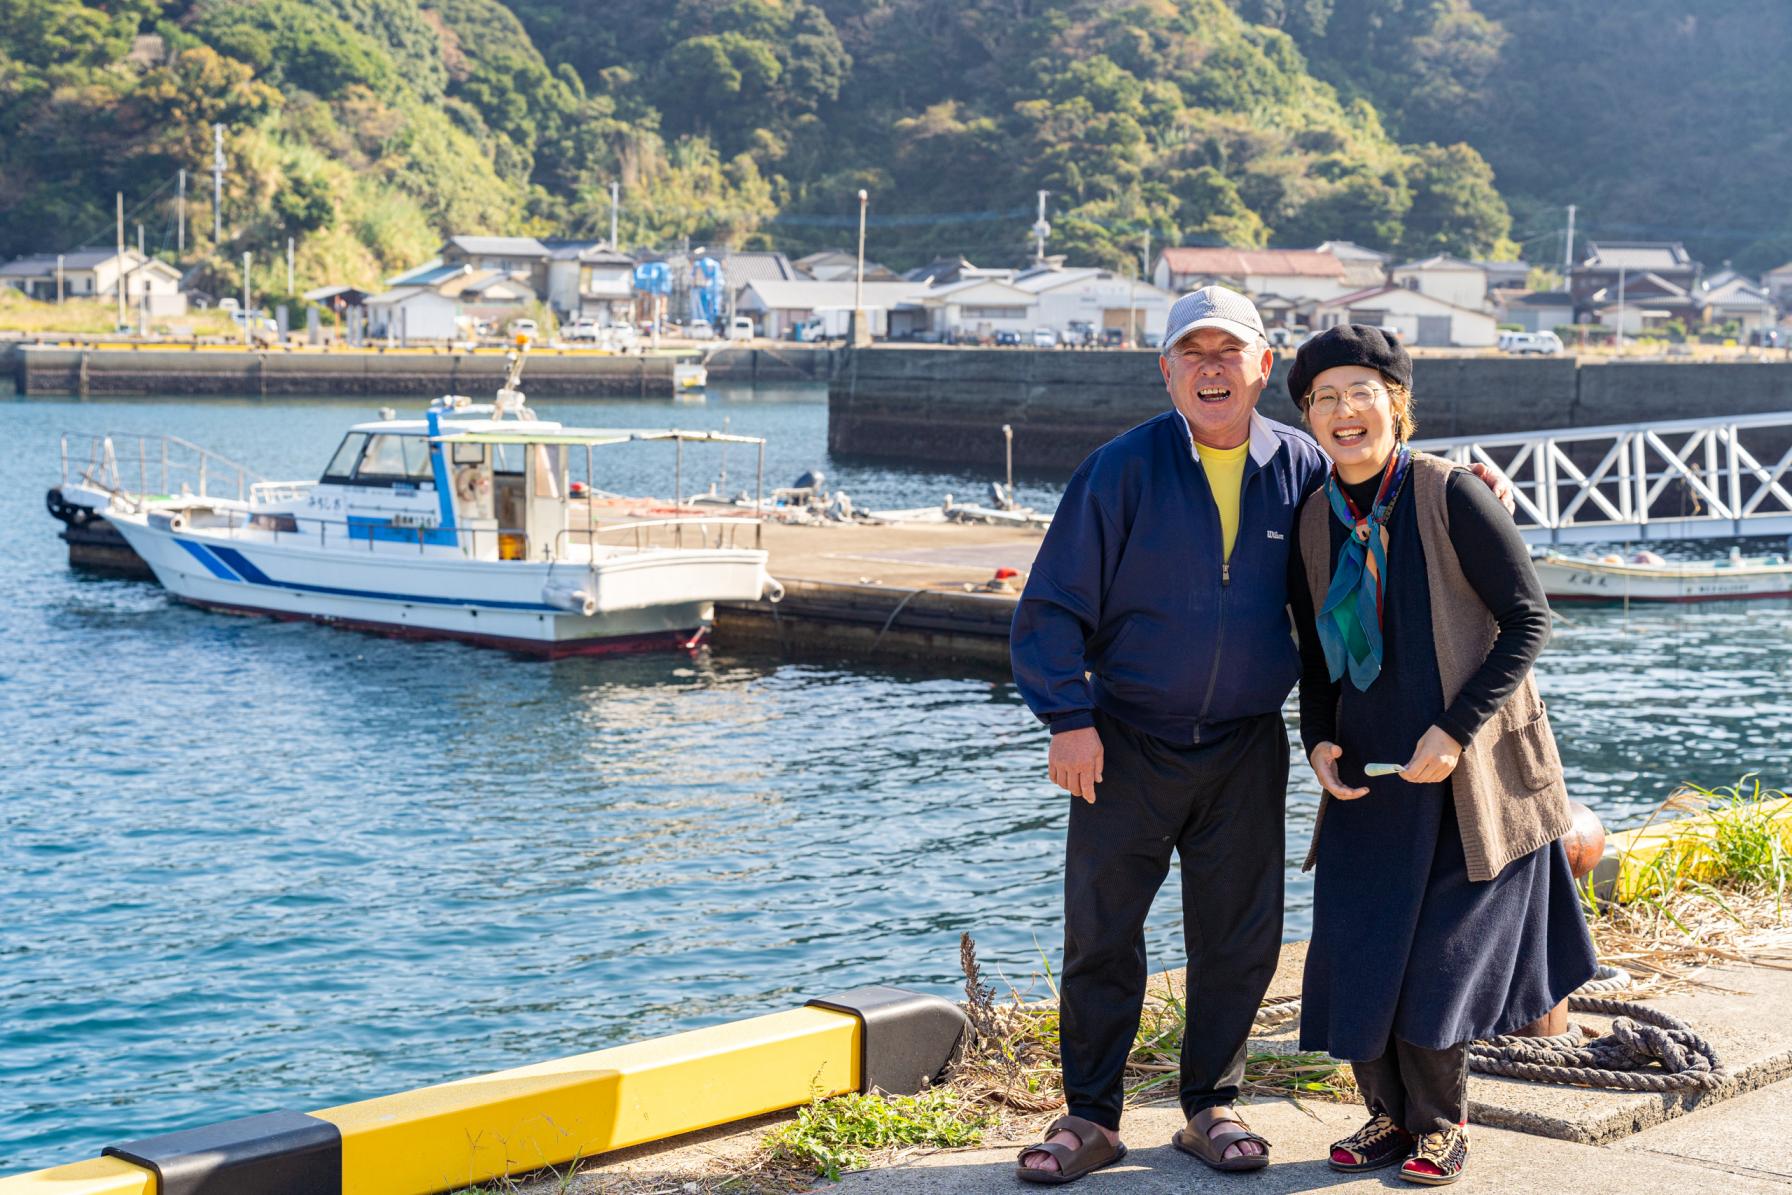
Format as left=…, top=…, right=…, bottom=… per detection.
left=1288, top=468, right=1551, bottom=756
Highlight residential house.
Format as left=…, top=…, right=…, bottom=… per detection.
left=1152, top=247, right=1349, bottom=306
left=439, top=235, right=551, bottom=282
left=902, top=256, right=1015, bottom=287
left=0, top=248, right=186, bottom=315
left=1391, top=255, right=1490, bottom=312
left=1011, top=264, right=1174, bottom=343
left=540, top=240, right=636, bottom=324
left=794, top=249, right=901, bottom=283
left=891, top=276, right=1038, bottom=341
left=363, top=286, right=460, bottom=341
left=1496, top=291, right=1576, bottom=334
left=1313, top=241, right=1392, bottom=290
left=1763, top=260, right=1792, bottom=309
left=302, top=284, right=371, bottom=311
left=735, top=278, right=928, bottom=339
left=1312, top=285, right=1497, bottom=347
left=1700, top=277, right=1777, bottom=336
left=1473, top=260, right=1531, bottom=292
left=1585, top=271, right=1701, bottom=334
left=1570, top=242, right=1698, bottom=315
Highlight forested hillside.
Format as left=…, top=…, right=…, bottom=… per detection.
left=1, top=0, right=1786, bottom=296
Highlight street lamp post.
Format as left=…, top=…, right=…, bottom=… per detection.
left=853, top=188, right=870, bottom=347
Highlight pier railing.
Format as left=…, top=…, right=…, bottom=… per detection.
left=60, top=432, right=264, bottom=509
left=1414, top=410, right=1792, bottom=544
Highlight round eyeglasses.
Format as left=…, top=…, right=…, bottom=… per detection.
left=1305, top=383, right=1387, bottom=417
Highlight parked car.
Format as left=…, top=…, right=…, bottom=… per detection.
left=725, top=316, right=754, bottom=341
left=1063, top=320, right=1095, bottom=347
left=1100, top=327, right=1127, bottom=348
left=1504, top=330, right=1564, bottom=355
left=994, top=329, right=1022, bottom=346
left=686, top=318, right=715, bottom=340
left=564, top=318, right=601, bottom=342
left=1031, top=327, right=1058, bottom=348
left=508, top=318, right=538, bottom=342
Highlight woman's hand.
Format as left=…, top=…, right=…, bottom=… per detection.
left=1400, top=725, right=1462, bottom=784
left=1309, top=742, right=1369, bottom=800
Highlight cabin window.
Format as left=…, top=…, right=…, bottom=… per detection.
left=492, top=444, right=525, bottom=475
left=322, top=433, right=369, bottom=481
left=451, top=443, right=485, bottom=465
left=355, top=434, right=436, bottom=483
left=532, top=445, right=566, bottom=499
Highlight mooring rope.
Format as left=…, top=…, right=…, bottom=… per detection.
left=1249, top=964, right=1727, bottom=1092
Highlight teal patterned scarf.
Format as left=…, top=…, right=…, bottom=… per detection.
left=1316, top=446, right=1412, bottom=691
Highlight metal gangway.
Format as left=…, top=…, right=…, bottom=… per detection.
left=1415, top=410, right=1792, bottom=545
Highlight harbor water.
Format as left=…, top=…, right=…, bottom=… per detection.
left=4, top=384, right=1790, bottom=1172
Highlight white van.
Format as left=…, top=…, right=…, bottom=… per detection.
left=726, top=316, right=754, bottom=341
left=1503, top=331, right=1564, bottom=355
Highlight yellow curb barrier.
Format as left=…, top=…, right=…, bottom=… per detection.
left=1592, top=795, right=1792, bottom=902
left=0, top=1156, right=154, bottom=1194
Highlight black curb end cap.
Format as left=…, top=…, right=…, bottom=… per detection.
left=103, top=1109, right=341, bottom=1195
left=808, top=985, right=969, bottom=1096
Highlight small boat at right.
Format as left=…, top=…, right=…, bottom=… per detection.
left=1533, top=548, right=1792, bottom=603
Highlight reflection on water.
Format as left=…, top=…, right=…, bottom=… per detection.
left=3, top=388, right=1789, bottom=1171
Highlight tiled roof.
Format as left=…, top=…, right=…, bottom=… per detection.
left=1160, top=247, right=1343, bottom=278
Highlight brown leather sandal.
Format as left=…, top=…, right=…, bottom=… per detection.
left=1015, top=1114, right=1128, bottom=1185
left=1172, top=1106, right=1271, bottom=1172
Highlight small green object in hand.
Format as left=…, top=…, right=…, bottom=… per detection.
left=1364, top=762, right=1405, bottom=777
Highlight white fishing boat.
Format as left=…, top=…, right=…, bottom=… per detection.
left=59, top=353, right=781, bottom=656
left=1534, top=549, right=1792, bottom=603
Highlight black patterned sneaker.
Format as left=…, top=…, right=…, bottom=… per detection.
left=1400, top=1126, right=1469, bottom=1186
left=1329, top=1113, right=1414, bottom=1172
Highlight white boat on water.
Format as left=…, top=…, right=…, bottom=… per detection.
left=1533, top=549, right=1792, bottom=603
left=57, top=353, right=780, bottom=656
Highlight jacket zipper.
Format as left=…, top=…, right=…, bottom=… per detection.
left=1193, top=464, right=1257, bottom=742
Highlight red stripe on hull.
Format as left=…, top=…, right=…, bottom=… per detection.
left=1546, top=589, right=1792, bottom=604
left=177, top=596, right=707, bottom=658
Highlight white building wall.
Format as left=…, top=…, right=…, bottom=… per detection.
left=1393, top=267, right=1487, bottom=311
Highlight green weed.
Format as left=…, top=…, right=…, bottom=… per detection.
left=764, top=1089, right=991, bottom=1180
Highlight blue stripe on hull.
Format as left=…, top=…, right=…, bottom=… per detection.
left=174, top=538, right=241, bottom=581
left=199, top=543, right=561, bottom=612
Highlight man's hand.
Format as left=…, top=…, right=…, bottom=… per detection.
left=1469, top=461, right=1517, bottom=515
left=1308, top=742, right=1368, bottom=800
left=1050, top=726, right=1104, bottom=803
left=1400, top=724, right=1462, bottom=784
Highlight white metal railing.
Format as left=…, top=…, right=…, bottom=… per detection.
left=60, top=432, right=263, bottom=510
left=1415, top=410, right=1792, bottom=544
left=555, top=515, right=765, bottom=559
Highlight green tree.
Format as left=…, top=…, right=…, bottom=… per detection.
left=1397, top=142, right=1511, bottom=259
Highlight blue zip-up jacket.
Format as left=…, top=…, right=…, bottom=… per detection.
left=1011, top=408, right=1329, bottom=744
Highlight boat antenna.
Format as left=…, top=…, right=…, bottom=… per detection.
left=495, top=339, right=530, bottom=420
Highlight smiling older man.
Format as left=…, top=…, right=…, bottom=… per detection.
left=1010, top=289, right=1513, bottom=1184
left=1010, top=287, right=1321, bottom=1182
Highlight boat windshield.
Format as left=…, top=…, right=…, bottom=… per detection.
left=357, top=434, right=436, bottom=483
left=323, top=433, right=368, bottom=482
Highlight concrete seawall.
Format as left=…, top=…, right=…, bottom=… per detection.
left=16, top=346, right=681, bottom=398
left=828, top=348, right=1792, bottom=469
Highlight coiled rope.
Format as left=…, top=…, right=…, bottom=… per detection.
left=1252, top=965, right=1729, bottom=1092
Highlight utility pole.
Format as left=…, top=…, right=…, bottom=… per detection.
left=56, top=254, right=65, bottom=304
left=287, top=236, right=295, bottom=294
left=116, top=192, right=127, bottom=331
left=1616, top=265, right=1627, bottom=351
left=609, top=180, right=620, bottom=249
left=1563, top=204, right=1577, bottom=274
left=137, top=224, right=144, bottom=258
left=212, top=124, right=225, bottom=248
left=177, top=168, right=186, bottom=256
left=1032, top=190, right=1051, bottom=264
left=242, top=251, right=252, bottom=347
left=853, top=188, right=870, bottom=346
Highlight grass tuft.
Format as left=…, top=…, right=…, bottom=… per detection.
left=764, top=1089, right=991, bottom=1180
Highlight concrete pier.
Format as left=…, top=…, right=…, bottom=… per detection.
left=829, top=347, right=1792, bottom=469
left=16, top=344, right=683, bottom=397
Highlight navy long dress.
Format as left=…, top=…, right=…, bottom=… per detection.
left=1288, top=467, right=1598, bottom=1061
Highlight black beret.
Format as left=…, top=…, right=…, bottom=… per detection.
left=1287, top=324, right=1413, bottom=410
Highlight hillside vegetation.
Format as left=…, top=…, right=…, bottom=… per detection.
left=0, top=0, right=1784, bottom=297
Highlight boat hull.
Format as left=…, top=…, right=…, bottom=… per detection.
left=1536, top=557, right=1792, bottom=603
left=105, top=512, right=763, bottom=653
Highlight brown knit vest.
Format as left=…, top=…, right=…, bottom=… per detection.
left=1298, top=452, right=1572, bottom=882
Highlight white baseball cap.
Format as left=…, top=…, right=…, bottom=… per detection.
left=1161, top=285, right=1266, bottom=353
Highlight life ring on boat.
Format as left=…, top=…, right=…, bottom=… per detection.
left=454, top=465, right=490, bottom=503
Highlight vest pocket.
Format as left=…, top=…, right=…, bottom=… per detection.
left=1508, top=703, right=1564, bottom=793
